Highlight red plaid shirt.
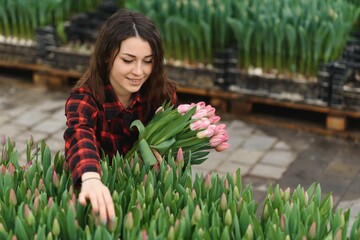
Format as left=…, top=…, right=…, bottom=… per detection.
left=64, top=84, right=176, bottom=186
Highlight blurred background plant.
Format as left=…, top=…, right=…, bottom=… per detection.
left=128, top=0, right=360, bottom=77
left=1, top=0, right=359, bottom=77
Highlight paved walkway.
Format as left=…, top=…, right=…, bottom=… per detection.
left=1, top=72, right=360, bottom=227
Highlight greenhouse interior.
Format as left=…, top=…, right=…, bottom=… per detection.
left=1, top=0, right=360, bottom=239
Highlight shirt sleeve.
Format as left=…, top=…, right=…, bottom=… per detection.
left=63, top=92, right=101, bottom=187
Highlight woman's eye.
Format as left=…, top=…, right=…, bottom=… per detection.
left=144, top=59, right=153, bottom=64
left=122, top=59, right=133, bottom=63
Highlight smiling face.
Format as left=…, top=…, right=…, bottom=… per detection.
left=109, top=36, right=153, bottom=106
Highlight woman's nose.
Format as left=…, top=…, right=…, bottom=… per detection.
left=132, top=62, right=143, bottom=75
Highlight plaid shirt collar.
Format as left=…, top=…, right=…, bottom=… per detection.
left=103, top=84, right=143, bottom=120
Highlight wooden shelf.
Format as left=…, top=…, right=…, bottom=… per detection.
left=1, top=60, right=360, bottom=135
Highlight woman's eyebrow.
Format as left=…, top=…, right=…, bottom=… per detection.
left=121, top=53, right=153, bottom=58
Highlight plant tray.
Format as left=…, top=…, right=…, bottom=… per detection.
left=47, top=47, right=90, bottom=72
left=0, top=42, right=37, bottom=64
left=343, top=86, right=360, bottom=111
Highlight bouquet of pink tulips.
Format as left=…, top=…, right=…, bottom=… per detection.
left=126, top=101, right=229, bottom=166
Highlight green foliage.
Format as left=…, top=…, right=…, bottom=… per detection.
left=0, top=137, right=360, bottom=239
left=128, top=0, right=360, bottom=77
left=0, top=0, right=102, bottom=41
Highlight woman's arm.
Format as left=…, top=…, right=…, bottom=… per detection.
left=64, top=92, right=115, bottom=223
left=64, top=93, right=102, bottom=187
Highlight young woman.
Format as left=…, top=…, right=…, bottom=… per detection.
left=64, top=9, right=177, bottom=223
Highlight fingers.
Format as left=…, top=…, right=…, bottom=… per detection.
left=105, top=191, right=116, bottom=221
left=79, top=182, right=115, bottom=223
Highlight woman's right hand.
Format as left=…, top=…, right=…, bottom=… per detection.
left=78, top=172, right=115, bottom=224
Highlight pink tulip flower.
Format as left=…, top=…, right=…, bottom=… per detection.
left=205, top=105, right=216, bottom=117
left=215, top=142, right=230, bottom=152
left=196, top=125, right=216, bottom=138
left=176, top=147, right=184, bottom=163
left=155, top=106, right=164, bottom=113
left=210, top=135, right=225, bottom=147
left=208, top=115, right=221, bottom=124
left=177, top=104, right=192, bottom=114
left=191, top=109, right=208, bottom=119
left=190, top=118, right=210, bottom=131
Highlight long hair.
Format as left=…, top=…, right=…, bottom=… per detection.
left=74, top=8, right=176, bottom=110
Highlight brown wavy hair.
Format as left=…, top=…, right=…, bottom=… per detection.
left=74, top=8, right=176, bottom=110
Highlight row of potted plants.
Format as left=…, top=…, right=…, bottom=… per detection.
left=129, top=0, right=360, bottom=78
left=1, top=135, right=360, bottom=239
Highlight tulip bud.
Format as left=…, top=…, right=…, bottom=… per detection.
left=174, top=219, right=180, bottom=233
left=174, top=192, right=180, bottom=201
left=107, top=216, right=117, bottom=232
left=280, top=214, right=286, bottom=231
left=69, top=185, right=74, bottom=196
left=34, top=188, right=39, bottom=197
left=224, top=209, right=232, bottom=226
left=142, top=174, right=148, bottom=185
left=245, top=225, right=253, bottom=240
left=233, top=186, right=240, bottom=200
left=62, top=160, right=69, bottom=172
left=330, top=195, right=333, bottom=209
left=112, top=190, right=119, bottom=203
left=191, top=189, right=197, bottom=200
left=0, top=165, right=5, bottom=175
left=147, top=183, right=154, bottom=200
left=204, top=174, right=212, bottom=191
left=52, top=171, right=59, bottom=188
left=33, top=196, right=39, bottom=214
left=177, top=104, right=192, bottom=114
left=51, top=218, right=60, bottom=237
left=141, top=229, right=148, bottom=240
left=46, top=232, right=53, bottom=240
left=304, top=191, right=309, bottom=206
left=208, top=115, right=221, bottom=124
left=155, top=106, right=164, bottom=114
left=176, top=148, right=184, bottom=164
left=26, top=189, right=32, bottom=201
left=134, top=162, right=140, bottom=175
left=334, top=229, right=342, bottom=240
left=220, top=193, right=227, bottom=211
left=263, top=203, right=269, bottom=221
left=284, top=187, right=290, bottom=202
left=9, top=188, right=17, bottom=206
left=215, top=142, right=230, bottom=152
left=8, top=163, right=15, bottom=176
left=285, top=235, right=291, bottom=240
left=24, top=204, right=35, bottom=226
left=129, top=157, right=134, bottom=169
left=0, top=223, right=5, bottom=233
left=2, top=149, right=8, bottom=162
left=198, top=228, right=204, bottom=238
left=167, top=226, right=175, bottom=240
left=48, top=197, right=53, bottom=207
left=340, top=214, right=345, bottom=228
left=124, top=212, right=134, bottom=230
left=308, top=222, right=316, bottom=239
left=191, top=205, right=202, bottom=224
left=224, top=179, right=229, bottom=192
left=237, top=197, right=243, bottom=214
left=0, top=134, right=6, bottom=146
left=153, top=163, right=160, bottom=175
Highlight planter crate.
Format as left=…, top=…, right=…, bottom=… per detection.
left=47, top=47, right=90, bottom=72
left=0, top=42, right=37, bottom=64
left=165, top=64, right=216, bottom=89
left=228, top=70, right=319, bottom=104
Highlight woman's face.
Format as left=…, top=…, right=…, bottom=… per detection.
left=109, top=36, right=153, bottom=103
